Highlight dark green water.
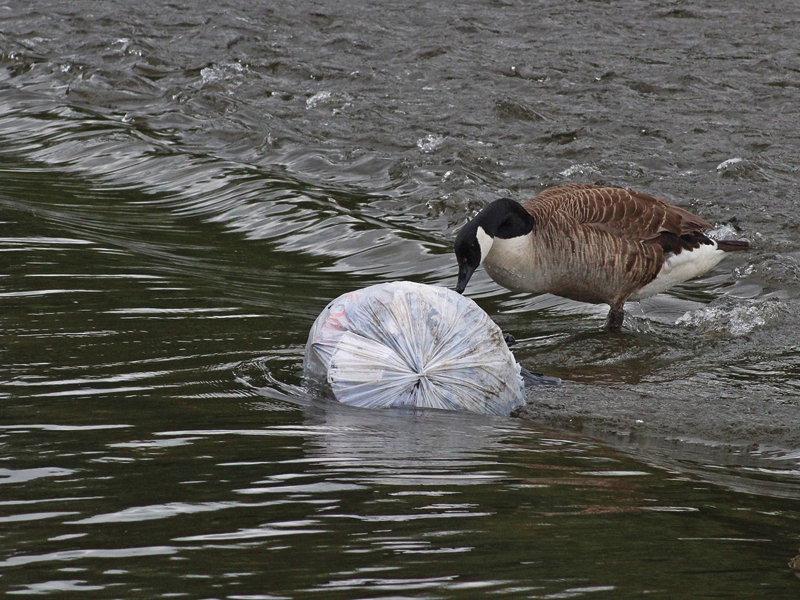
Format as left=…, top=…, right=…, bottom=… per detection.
left=2, top=1, right=800, bottom=597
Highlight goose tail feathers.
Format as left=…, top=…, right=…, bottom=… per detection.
left=716, top=239, right=750, bottom=252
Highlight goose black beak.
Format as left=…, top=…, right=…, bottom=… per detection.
left=456, top=262, right=475, bottom=294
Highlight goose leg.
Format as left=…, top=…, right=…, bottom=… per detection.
left=605, top=304, right=625, bottom=331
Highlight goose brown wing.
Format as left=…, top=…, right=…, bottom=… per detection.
left=526, top=184, right=712, bottom=241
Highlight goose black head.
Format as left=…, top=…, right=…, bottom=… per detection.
left=454, top=198, right=535, bottom=294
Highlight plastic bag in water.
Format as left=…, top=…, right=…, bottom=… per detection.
left=303, top=281, right=525, bottom=415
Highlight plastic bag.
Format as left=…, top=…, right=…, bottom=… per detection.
left=303, top=281, right=525, bottom=415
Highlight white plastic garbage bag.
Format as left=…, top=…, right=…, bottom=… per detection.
left=303, top=281, right=525, bottom=415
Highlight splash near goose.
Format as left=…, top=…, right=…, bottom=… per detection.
left=454, top=184, right=749, bottom=330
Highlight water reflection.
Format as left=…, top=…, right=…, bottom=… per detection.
left=0, top=546, right=179, bottom=568
left=0, top=390, right=798, bottom=597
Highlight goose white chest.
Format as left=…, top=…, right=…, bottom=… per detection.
left=482, top=235, right=553, bottom=293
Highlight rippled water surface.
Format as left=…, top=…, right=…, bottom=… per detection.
left=2, top=0, right=800, bottom=597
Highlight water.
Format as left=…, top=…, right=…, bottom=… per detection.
left=2, top=0, right=800, bottom=597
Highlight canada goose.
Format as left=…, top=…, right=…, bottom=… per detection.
left=454, top=184, right=749, bottom=330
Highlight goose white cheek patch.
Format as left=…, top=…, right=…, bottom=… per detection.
left=476, top=226, right=494, bottom=264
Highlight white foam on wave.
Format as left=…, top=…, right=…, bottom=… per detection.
left=706, top=223, right=743, bottom=241
left=200, top=62, right=245, bottom=87
left=306, top=90, right=353, bottom=112
left=676, top=298, right=785, bottom=336
left=306, top=90, right=333, bottom=109
left=716, top=157, right=744, bottom=171
left=417, top=134, right=445, bottom=153
left=559, top=163, right=601, bottom=178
